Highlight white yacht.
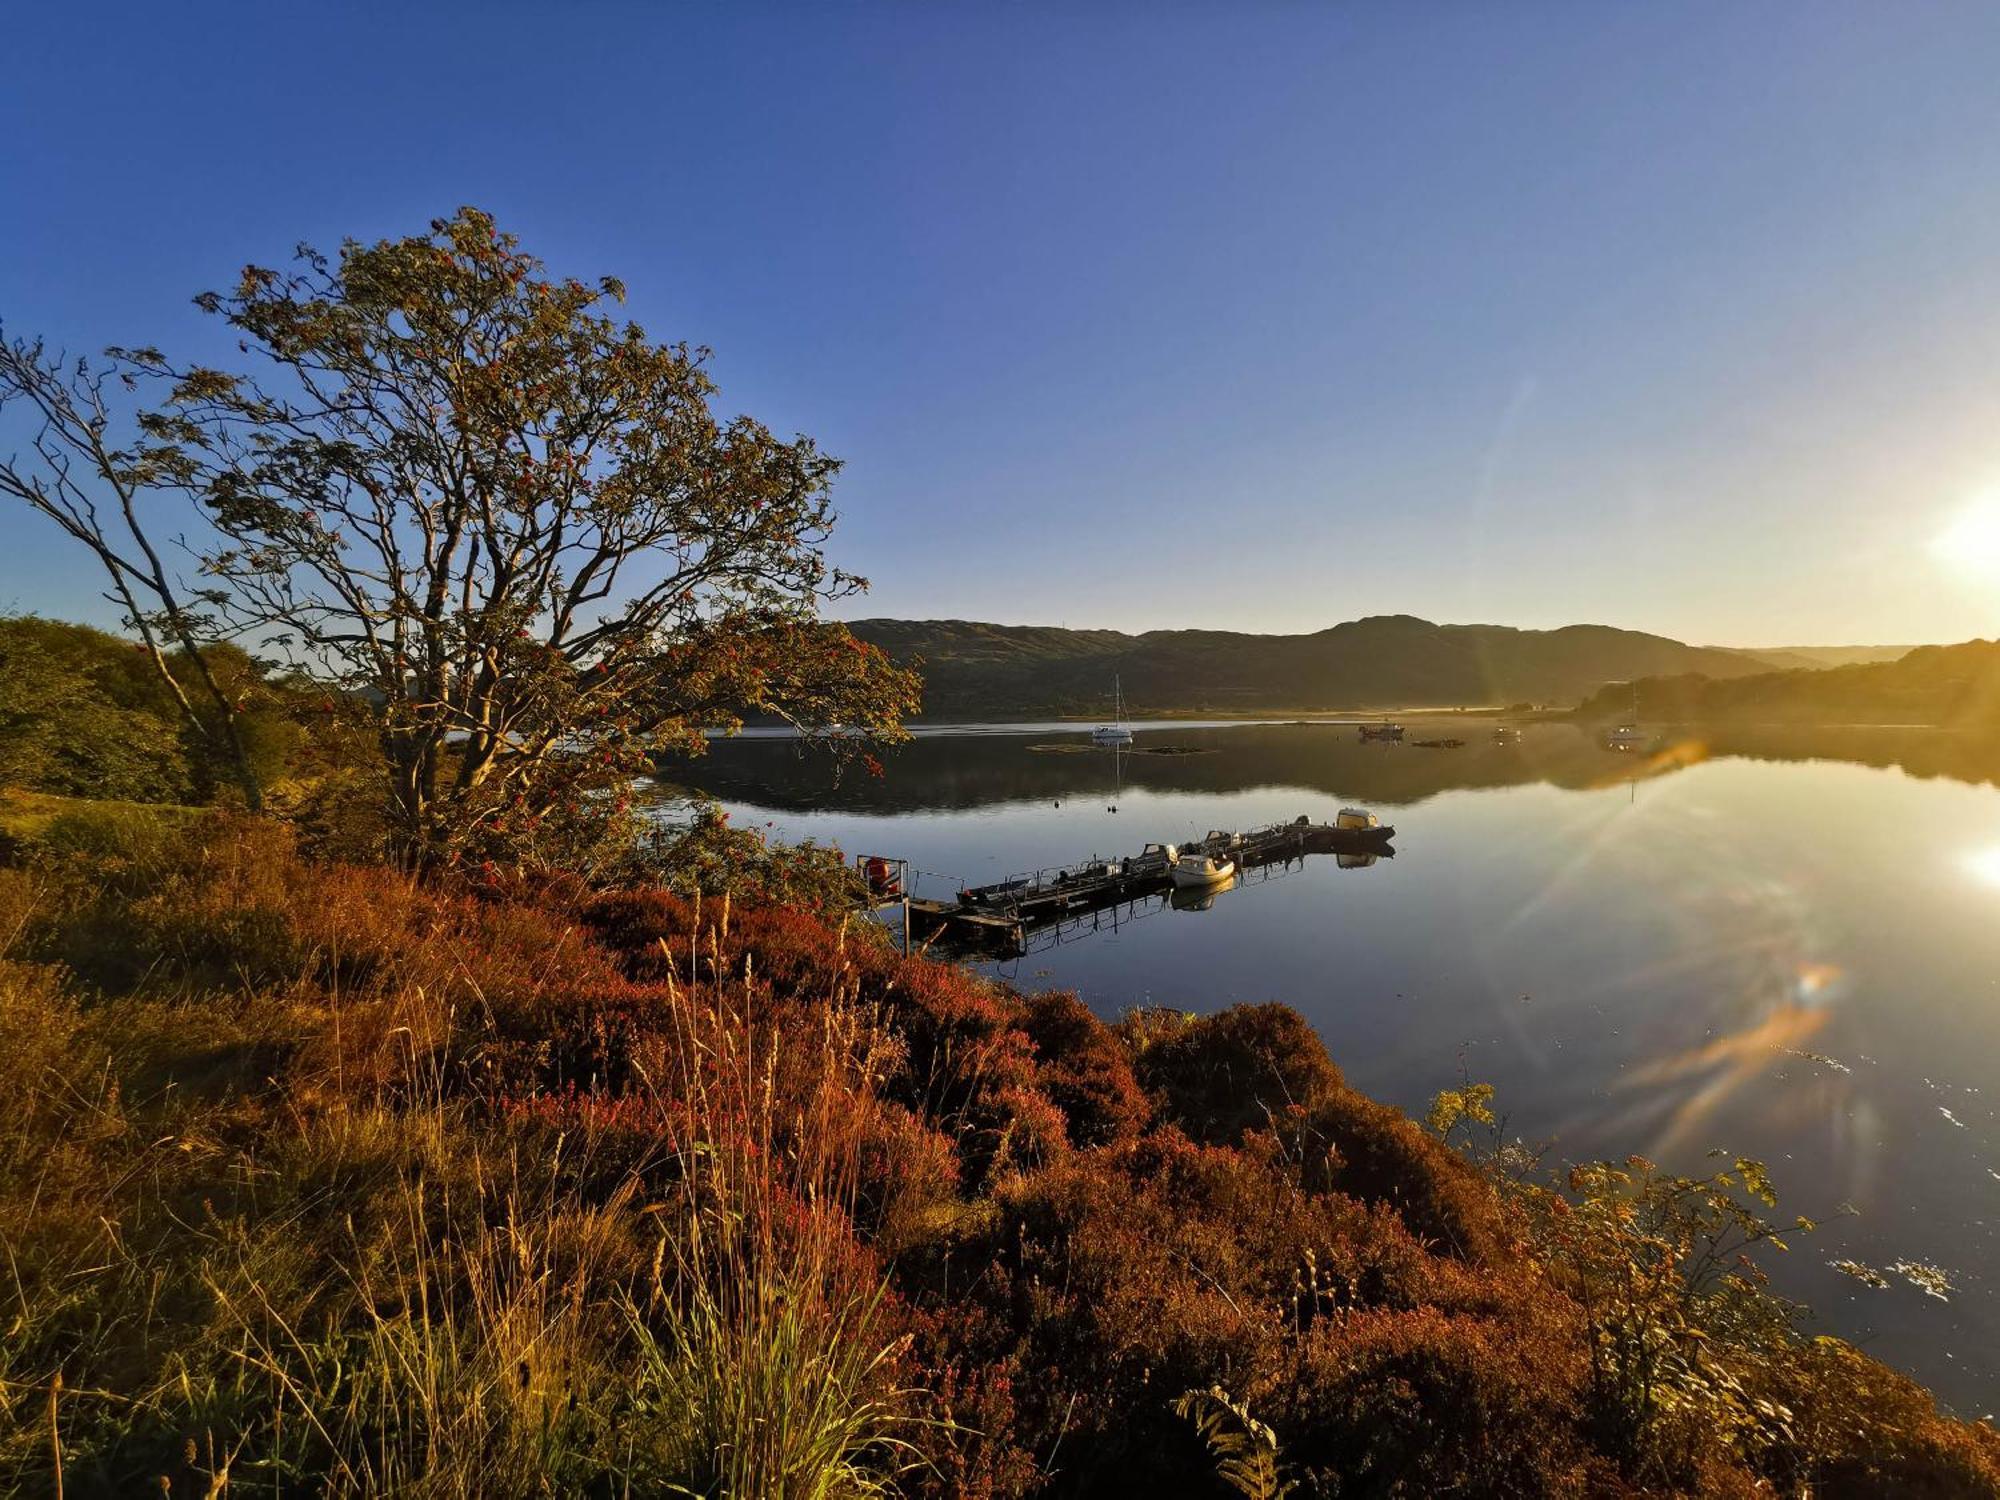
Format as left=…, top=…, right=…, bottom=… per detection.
left=1092, top=674, right=1134, bottom=746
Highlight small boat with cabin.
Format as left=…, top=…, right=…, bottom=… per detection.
left=1358, top=720, right=1405, bottom=743
left=1171, top=851, right=1237, bottom=889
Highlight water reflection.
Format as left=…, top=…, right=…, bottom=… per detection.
left=1964, top=846, right=2000, bottom=890
left=1170, top=872, right=1238, bottom=912
left=657, top=721, right=2000, bottom=813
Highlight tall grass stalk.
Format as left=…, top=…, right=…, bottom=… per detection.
left=618, top=936, right=924, bottom=1497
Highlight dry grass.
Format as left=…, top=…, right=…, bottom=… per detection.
left=0, top=817, right=920, bottom=1497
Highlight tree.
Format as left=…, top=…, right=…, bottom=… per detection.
left=137, top=207, right=916, bottom=869
left=0, top=334, right=266, bottom=807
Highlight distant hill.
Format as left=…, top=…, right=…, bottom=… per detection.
left=847, top=615, right=1779, bottom=718
left=1721, top=644, right=1920, bottom=671
left=1577, top=640, right=2000, bottom=726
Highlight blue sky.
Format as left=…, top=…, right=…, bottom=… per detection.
left=7, top=2, right=2000, bottom=645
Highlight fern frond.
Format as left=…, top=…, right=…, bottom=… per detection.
left=1172, top=1385, right=1295, bottom=1500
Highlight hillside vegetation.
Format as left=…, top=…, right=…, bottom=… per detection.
left=1580, top=640, right=2000, bottom=727
left=3, top=811, right=1995, bottom=1497
left=851, top=616, right=1791, bottom=718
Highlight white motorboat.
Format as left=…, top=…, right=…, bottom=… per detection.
left=1171, top=852, right=1236, bottom=888
left=1335, top=807, right=1383, bottom=832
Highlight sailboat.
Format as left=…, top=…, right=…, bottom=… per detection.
left=1092, top=674, right=1134, bottom=746
left=1603, top=681, right=1648, bottom=751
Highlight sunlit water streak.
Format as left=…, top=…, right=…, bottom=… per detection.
left=654, top=722, right=2000, bottom=1414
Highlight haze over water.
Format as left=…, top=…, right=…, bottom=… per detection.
left=658, top=721, right=2000, bottom=1414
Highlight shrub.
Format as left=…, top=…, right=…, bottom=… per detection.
left=1259, top=1304, right=1590, bottom=1497
left=1282, top=1088, right=1511, bottom=1264
left=636, top=800, right=865, bottom=920
left=1770, top=1336, right=2000, bottom=1497
left=1017, top=990, right=1150, bottom=1149
left=1125, top=1003, right=1344, bottom=1144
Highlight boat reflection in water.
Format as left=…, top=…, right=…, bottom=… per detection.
left=1170, top=872, right=1238, bottom=912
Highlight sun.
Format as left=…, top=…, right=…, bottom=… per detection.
left=1931, top=493, right=2000, bottom=581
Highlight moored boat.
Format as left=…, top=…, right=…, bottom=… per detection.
left=1314, top=807, right=1396, bottom=851
left=1092, top=673, right=1134, bottom=746
left=1171, top=852, right=1236, bottom=888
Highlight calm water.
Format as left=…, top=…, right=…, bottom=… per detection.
left=656, top=721, right=2000, bottom=1413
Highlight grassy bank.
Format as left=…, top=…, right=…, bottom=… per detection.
left=2, top=808, right=1995, bottom=1496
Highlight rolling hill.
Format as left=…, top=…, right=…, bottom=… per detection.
left=847, top=615, right=1791, bottom=718
left=1576, top=640, right=2000, bottom=726
left=1720, top=644, right=1919, bottom=671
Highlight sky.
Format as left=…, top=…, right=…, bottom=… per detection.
left=6, top=2, right=2000, bottom=647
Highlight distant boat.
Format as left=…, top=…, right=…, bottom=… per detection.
left=1603, top=683, right=1647, bottom=751
left=1493, top=725, right=1522, bottom=745
left=1092, top=674, right=1134, bottom=746
left=1171, top=851, right=1236, bottom=888
left=1358, top=720, right=1404, bottom=743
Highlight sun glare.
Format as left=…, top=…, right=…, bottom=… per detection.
left=1962, top=846, right=2000, bottom=890
left=1931, top=494, right=2000, bottom=580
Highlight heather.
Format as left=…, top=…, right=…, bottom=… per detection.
left=2, top=813, right=1995, bottom=1496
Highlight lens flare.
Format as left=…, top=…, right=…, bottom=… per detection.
left=1931, top=494, right=2000, bottom=580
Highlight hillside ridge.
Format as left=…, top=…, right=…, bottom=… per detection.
left=845, top=614, right=1870, bottom=716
